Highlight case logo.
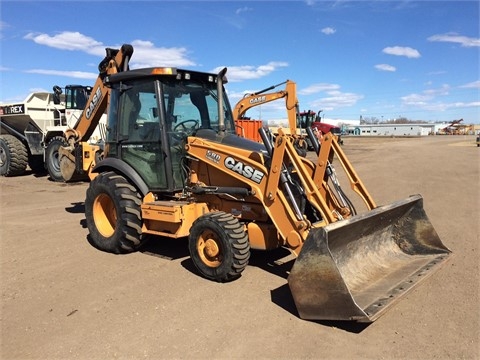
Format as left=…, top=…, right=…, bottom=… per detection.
left=225, top=156, right=264, bottom=184
left=85, top=87, right=102, bottom=119
left=249, top=96, right=266, bottom=105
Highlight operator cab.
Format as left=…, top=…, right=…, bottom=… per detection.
left=103, top=68, right=240, bottom=193
left=65, top=85, right=92, bottom=110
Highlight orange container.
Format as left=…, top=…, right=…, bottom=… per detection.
left=234, top=119, right=263, bottom=142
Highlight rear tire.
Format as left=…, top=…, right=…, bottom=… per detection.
left=189, top=211, right=250, bottom=282
left=45, top=137, right=67, bottom=182
left=85, top=171, right=145, bottom=254
left=0, top=134, right=28, bottom=176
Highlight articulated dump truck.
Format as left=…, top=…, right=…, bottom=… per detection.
left=60, top=44, right=451, bottom=322
left=0, top=85, right=106, bottom=181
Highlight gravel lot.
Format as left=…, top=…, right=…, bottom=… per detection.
left=1, top=135, right=478, bottom=359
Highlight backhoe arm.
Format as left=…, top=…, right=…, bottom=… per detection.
left=232, top=80, right=299, bottom=135
left=63, top=44, right=133, bottom=143
left=60, top=44, right=134, bottom=181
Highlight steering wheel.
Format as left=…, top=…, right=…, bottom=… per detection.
left=173, top=119, right=199, bottom=134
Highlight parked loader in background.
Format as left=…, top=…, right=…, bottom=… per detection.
left=233, top=80, right=310, bottom=154
left=0, top=85, right=106, bottom=181
left=60, top=44, right=451, bottom=322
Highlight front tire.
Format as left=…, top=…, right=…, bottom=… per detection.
left=45, top=137, right=67, bottom=182
left=0, top=134, right=28, bottom=176
left=189, top=211, right=250, bottom=282
left=85, top=171, right=145, bottom=254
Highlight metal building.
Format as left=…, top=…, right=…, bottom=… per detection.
left=346, top=123, right=436, bottom=136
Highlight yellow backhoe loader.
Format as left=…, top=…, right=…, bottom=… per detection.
left=60, top=44, right=451, bottom=322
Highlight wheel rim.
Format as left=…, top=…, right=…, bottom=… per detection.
left=47, top=141, right=62, bottom=174
left=197, top=230, right=222, bottom=268
left=51, top=149, right=60, bottom=172
left=0, top=146, right=6, bottom=167
left=93, top=193, right=117, bottom=237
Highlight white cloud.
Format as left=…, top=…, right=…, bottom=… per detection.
left=212, top=62, right=289, bottom=82
left=401, top=93, right=431, bottom=106
left=21, top=30, right=286, bottom=83
left=226, top=90, right=248, bottom=104
left=383, top=46, right=421, bottom=58
left=298, top=83, right=340, bottom=95
left=321, top=27, right=336, bottom=35
left=460, top=80, right=480, bottom=89
left=23, top=31, right=196, bottom=68
left=299, top=82, right=363, bottom=111
left=309, top=90, right=364, bottom=111
left=428, top=33, right=480, bottom=47
left=418, top=100, right=480, bottom=112
left=25, top=69, right=97, bottom=79
left=375, top=64, right=396, bottom=72
left=401, top=85, right=450, bottom=106
left=397, top=84, right=480, bottom=112
left=128, top=40, right=195, bottom=68
left=423, top=84, right=450, bottom=96
left=236, top=6, right=253, bottom=15
left=24, top=31, right=103, bottom=54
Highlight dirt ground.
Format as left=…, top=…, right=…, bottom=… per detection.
left=1, top=135, right=479, bottom=360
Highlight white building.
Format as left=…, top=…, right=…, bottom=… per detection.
left=322, top=118, right=361, bottom=127
left=345, top=123, right=436, bottom=136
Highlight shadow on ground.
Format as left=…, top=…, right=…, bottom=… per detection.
left=77, top=228, right=371, bottom=333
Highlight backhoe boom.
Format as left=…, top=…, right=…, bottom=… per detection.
left=59, top=45, right=133, bottom=181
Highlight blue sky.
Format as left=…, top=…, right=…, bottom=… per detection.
left=1, top=1, right=479, bottom=124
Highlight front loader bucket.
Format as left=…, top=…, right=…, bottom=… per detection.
left=288, top=194, right=451, bottom=322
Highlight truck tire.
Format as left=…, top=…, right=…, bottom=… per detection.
left=45, top=137, right=67, bottom=182
left=189, top=211, right=250, bottom=282
left=85, top=171, right=145, bottom=254
left=0, top=134, right=28, bottom=176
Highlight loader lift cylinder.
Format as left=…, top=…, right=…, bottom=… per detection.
left=259, top=127, right=303, bottom=221
left=306, top=126, right=320, bottom=154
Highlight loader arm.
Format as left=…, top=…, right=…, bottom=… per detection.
left=311, top=133, right=376, bottom=211
left=185, top=128, right=361, bottom=255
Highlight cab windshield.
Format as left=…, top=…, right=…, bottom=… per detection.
left=162, top=79, right=235, bottom=135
